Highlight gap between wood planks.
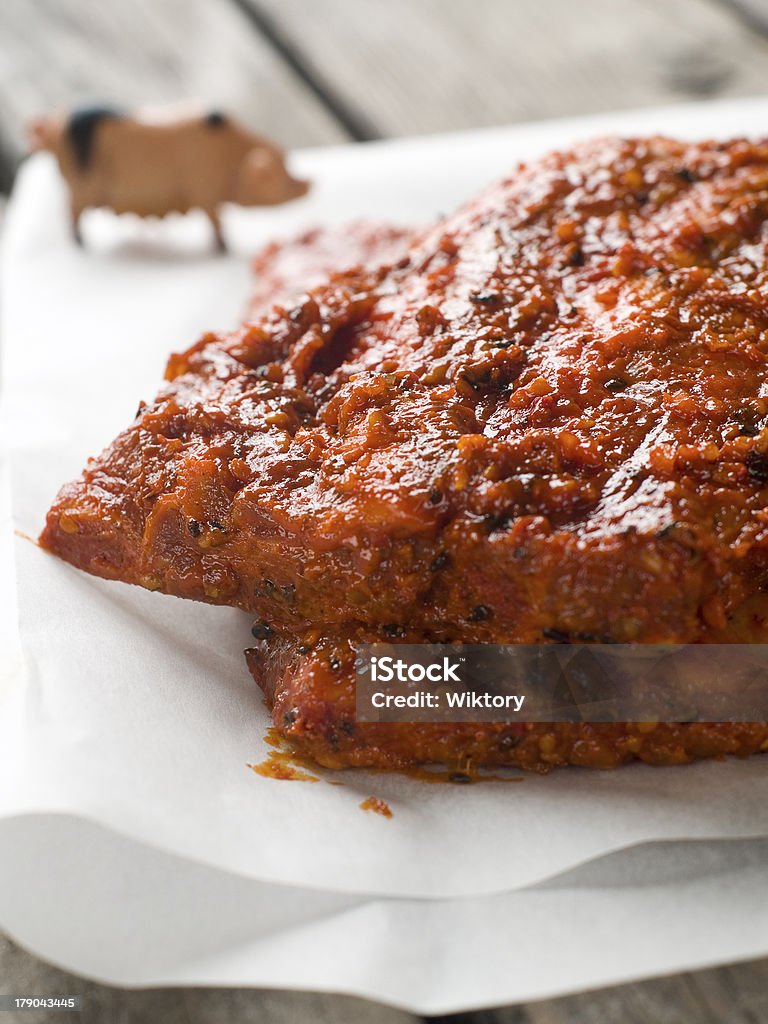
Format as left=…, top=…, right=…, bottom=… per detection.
left=0, top=132, right=15, bottom=195
left=713, top=0, right=768, bottom=37
left=226, top=0, right=382, bottom=141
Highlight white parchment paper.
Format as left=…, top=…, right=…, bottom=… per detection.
left=2, top=815, right=768, bottom=1015
left=3, top=97, right=768, bottom=1005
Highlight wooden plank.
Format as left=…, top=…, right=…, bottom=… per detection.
left=0, top=0, right=347, bottom=187
left=229, top=0, right=380, bottom=141
left=249, top=0, right=768, bottom=137
left=522, top=960, right=768, bottom=1024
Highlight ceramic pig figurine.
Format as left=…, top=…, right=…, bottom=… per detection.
left=27, top=105, right=310, bottom=250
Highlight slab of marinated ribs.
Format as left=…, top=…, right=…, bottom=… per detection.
left=42, top=136, right=768, bottom=770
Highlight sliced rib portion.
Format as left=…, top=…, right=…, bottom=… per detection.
left=245, top=628, right=768, bottom=770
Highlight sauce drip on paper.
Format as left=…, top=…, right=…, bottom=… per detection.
left=250, top=729, right=523, bottom=789
left=248, top=728, right=320, bottom=782
left=360, top=796, right=393, bottom=818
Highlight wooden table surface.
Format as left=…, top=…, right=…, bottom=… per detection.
left=3, top=1, right=768, bottom=1020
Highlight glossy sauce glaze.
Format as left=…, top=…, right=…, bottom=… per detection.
left=40, top=136, right=768, bottom=770
left=43, top=137, right=768, bottom=645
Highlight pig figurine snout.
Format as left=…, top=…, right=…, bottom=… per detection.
left=234, top=147, right=310, bottom=207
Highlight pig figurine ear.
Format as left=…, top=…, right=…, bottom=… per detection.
left=234, top=146, right=309, bottom=207
left=26, top=114, right=63, bottom=153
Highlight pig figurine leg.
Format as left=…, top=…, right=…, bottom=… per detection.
left=207, top=209, right=227, bottom=252
left=70, top=203, right=84, bottom=246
